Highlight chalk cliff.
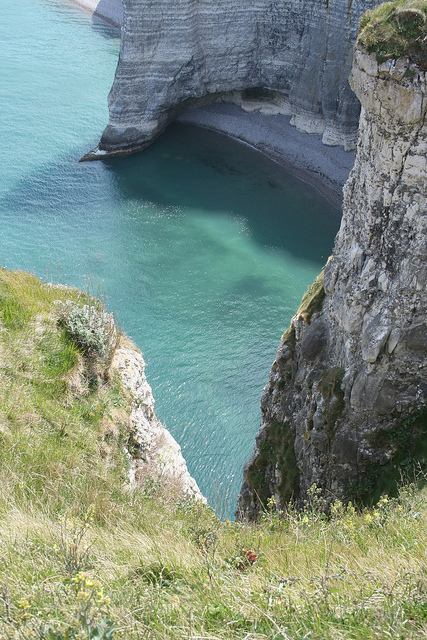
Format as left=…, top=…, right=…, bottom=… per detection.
left=237, top=45, right=427, bottom=518
left=112, top=343, right=204, bottom=501
left=84, top=0, right=379, bottom=159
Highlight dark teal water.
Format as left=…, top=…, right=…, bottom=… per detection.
left=1, top=0, right=340, bottom=515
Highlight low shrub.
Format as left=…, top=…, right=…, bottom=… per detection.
left=56, top=301, right=116, bottom=358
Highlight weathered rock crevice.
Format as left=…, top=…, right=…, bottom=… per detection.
left=82, top=0, right=379, bottom=160
left=237, top=46, right=427, bottom=520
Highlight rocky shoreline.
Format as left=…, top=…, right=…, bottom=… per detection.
left=94, top=0, right=371, bottom=158
left=178, top=103, right=355, bottom=207
left=65, top=0, right=354, bottom=206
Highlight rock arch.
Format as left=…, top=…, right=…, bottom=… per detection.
left=84, top=0, right=379, bottom=159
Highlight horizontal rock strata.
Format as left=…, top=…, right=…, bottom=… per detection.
left=64, top=0, right=123, bottom=28
left=237, top=47, right=427, bottom=519
left=84, top=0, right=379, bottom=159
left=94, top=0, right=123, bottom=28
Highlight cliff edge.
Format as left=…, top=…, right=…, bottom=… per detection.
left=237, top=31, right=427, bottom=518
left=111, top=343, right=204, bottom=500
left=83, top=0, right=379, bottom=160
left=0, top=270, right=203, bottom=505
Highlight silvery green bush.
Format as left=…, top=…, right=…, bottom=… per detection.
left=56, top=300, right=115, bottom=357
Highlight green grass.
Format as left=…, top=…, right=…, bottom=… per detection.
left=358, top=0, right=427, bottom=68
left=296, top=270, right=325, bottom=325
left=0, top=297, right=32, bottom=331
left=0, top=269, right=427, bottom=639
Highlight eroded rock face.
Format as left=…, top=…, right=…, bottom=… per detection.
left=112, top=346, right=205, bottom=501
left=237, top=48, right=427, bottom=519
left=85, top=0, right=379, bottom=159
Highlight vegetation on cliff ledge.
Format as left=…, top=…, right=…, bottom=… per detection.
left=296, top=270, right=325, bottom=325
left=358, top=0, right=427, bottom=69
left=1, top=269, right=427, bottom=639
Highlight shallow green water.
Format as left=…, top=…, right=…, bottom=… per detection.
left=1, top=0, right=340, bottom=515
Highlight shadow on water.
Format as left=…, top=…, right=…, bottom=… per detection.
left=105, top=124, right=341, bottom=262
left=91, top=14, right=121, bottom=38
left=1, top=122, right=340, bottom=263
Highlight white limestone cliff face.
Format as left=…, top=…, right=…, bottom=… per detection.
left=83, top=0, right=380, bottom=159
left=66, top=0, right=123, bottom=28
left=111, top=345, right=205, bottom=501
left=237, top=47, right=427, bottom=518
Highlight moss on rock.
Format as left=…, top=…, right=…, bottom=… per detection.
left=245, top=421, right=299, bottom=513
left=296, top=270, right=326, bottom=325
left=318, top=367, right=345, bottom=437
left=349, top=405, right=427, bottom=504
left=281, top=324, right=296, bottom=348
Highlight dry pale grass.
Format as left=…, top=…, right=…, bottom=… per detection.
left=0, top=269, right=427, bottom=639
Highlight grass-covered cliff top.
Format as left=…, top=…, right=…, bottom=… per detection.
left=1, top=269, right=427, bottom=639
left=358, top=0, right=427, bottom=69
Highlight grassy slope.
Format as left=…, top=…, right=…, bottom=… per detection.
left=358, top=0, right=427, bottom=68
left=0, top=269, right=427, bottom=639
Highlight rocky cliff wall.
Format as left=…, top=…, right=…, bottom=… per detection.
left=94, top=0, right=123, bottom=28
left=84, top=0, right=379, bottom=159
left=112, top=343, right=204, bottom=501
left=65, top=0, right=123, bottom=28
left=237, top=46, right=427, bottom=519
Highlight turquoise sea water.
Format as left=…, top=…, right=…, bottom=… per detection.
left=1, top=0, right=341, bottom=515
